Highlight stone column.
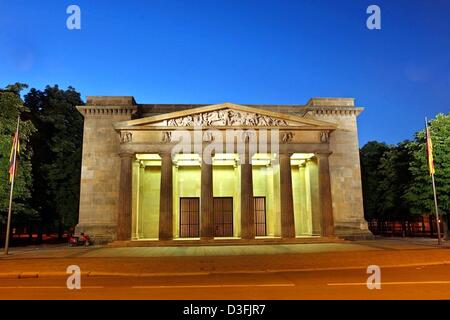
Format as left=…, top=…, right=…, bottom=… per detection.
left=317, top=153, right=334, bottom=236
left=201, top=150, right=214, bottom=239
left=279, top=153, right=295, bottom=238
left=116, top=153, right=134, bottom=241
left=159, top=152, right=173, bottom=240
left=240, top=138, right=255, bottom=239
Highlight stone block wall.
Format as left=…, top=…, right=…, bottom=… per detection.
left=75, top=98, right=136, bottom=243
left=308, top=99, right=372, bottom=239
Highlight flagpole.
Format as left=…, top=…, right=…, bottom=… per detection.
left=425, top=117, right=441, bottom=245
left=431, top=173, right=441, bottom=245
left=4, top=116, right=20, bottom=255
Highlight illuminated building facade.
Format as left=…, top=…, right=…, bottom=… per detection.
left=75, top=97, right=372, bottom=244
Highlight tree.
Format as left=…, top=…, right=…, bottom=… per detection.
left=405, top=113, right=450, bottom=237
left=360, top=141, right=390, bottom=220
left=25, top=85, right=84, bottom=237
left=377, top=141, right=413, bottom=219
left=0, top=83, right=37, bottom=232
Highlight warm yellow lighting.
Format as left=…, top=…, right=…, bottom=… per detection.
left=140, top=160, right=161, bottom=167
left=136, top=154, right=162, bottom=167
left=173, top=154, right=201, bottom=166
left=252, top=159, right=271, bottom=166
left=252, top=153, right=276, bottom=160
left=291, top=159, right=306, bottom=166
left=212, top=154, right=239, bottom=166
left=251, top=153, right=276, bottom=166
left=174, top=154, right=201, bottom=161
left=291, top=153, right=315, bottom=160
left=213, top=153, right=239, bottom=160
left=213, top=160, right=237, bottom=166
left=136, top=154, right=161, bottom=160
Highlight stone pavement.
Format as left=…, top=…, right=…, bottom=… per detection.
left=1, top=237, right=448, bottom=260
left=0, top=238, right=448, bottom=279
left=1, top=242, right=375, bottom=259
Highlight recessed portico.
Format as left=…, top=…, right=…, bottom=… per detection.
left=114, top=103, right=336, bottom=242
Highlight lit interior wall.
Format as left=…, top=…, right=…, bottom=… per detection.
left=132, top=157, right=161, bottom=240
left=252, top=157, right=281, bottom=237
left=271, top=161, right=281, bottom=237
left=131, top=161, right=140, bottom=239
left=292, top=159, right=319, bottom=236
left=173, top=165, right=201, bottom=238
left=212, top=165, right=241, bottom=237
left=308, top=159, right=321, bottom=235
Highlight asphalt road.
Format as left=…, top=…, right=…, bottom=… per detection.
left=1, top=264, right=449, bottom=299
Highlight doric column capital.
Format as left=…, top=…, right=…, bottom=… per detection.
left=159, top=151, right=173, bottom=160
left=279, top=152, right=293, bottom=158
left=118, top=152, right=135, bottom=159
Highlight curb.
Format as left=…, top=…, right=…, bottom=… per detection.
left=1, top=260, right=449, bottom=279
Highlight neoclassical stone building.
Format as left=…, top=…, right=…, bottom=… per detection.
left=75, top=96, right=372, bottom=244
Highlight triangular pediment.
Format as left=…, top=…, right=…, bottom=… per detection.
left=113, top=102, right=336, bottom=130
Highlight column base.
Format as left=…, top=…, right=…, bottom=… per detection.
left=333, top=220, right=374, bottom=240
left=75, top=223, right=117, bottom=244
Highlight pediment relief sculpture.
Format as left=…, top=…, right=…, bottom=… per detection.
left=165, top=109, right=288, bottom=127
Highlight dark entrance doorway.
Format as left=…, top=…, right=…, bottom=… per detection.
left=254, top=196, right=267, bottom=236
left=180, top=197, right=200, bottom=238
left=213, top=197, right=233, bottom=237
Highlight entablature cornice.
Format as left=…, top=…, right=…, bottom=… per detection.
left=112, top=125, right=336, bottom=131
left=76, top=105, right=137, bottom=117
left=305, top=106, right=364, bottom=117
left=118, top=142, right=330, bottom=155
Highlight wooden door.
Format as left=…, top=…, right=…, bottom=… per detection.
left=180, top=197, right=200, bottom=238
left=213, top=197, right=233, bottom=237
left=254, top=197, right=267, bottom=236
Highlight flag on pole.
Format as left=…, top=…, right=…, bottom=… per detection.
left=4, top=116, right=20, bottom=255
left=425, top=119, right=435, bottom=176
left=8, top=130, right=20, bottom=183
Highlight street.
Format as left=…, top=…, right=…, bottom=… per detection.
left=1, top=238, right=450, bottom=299
left=0, top=264, right=450, bottom=299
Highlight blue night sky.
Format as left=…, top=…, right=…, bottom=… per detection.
left=0, top=0, right=449, bottom=145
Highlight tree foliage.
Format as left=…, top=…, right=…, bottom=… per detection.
left=0, top=83, right=37, bottom=223
left=360, top=141, right=390, bottom=220
left=405, top=113, right=450, bottom=216
left=25, top=85, right=84, bottom=229
left=361, top=113, right=449, bottom=222
left=377, top=141, right=413, bottom=218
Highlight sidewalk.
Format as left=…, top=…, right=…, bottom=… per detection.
left=0, top=238, right=449, bottom=279
left=2, top=236, right=448, bottom=259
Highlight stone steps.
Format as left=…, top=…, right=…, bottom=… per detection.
left=108, top=236, right=347, bottom=247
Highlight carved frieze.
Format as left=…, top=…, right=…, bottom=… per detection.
left=165, top=109, right=288, bottom=127
left=161, top=131, right=172, bottom=143
left=281, top=132, right=294, bottom=143
left=202, top=131, right=215, bottom=142
left=119, top=131, right=132, bottom=144
left=320, top=131, right=329, bottom=143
